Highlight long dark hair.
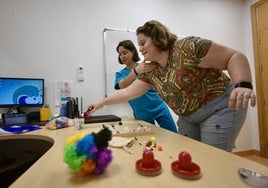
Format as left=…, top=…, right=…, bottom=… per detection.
left=136, top=20, right=177, bottom=52
left=116, top=40, right=140, bottom=65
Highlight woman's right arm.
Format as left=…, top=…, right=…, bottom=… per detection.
left=88, top=79, right=151, bottom=112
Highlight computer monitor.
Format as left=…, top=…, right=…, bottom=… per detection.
left=0, top=77, right=44, bottom=111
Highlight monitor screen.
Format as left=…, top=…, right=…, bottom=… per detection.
left=0, top=77, right=44, bottom=108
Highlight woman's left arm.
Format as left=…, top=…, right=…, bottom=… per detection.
left=199, top=42, right=256, bottom=110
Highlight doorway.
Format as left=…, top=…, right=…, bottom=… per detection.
left=251, top=0, right=268, bottom=157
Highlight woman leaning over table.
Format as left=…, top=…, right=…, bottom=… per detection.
left=88, top=20, right=256, bottom=151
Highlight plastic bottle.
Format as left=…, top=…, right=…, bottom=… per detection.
left=40, top=104, right=51, bottom=121
left=59, top=97, right=68, bottom=117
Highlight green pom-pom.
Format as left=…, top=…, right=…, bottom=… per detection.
left=63, top=144, right=86, bottom=171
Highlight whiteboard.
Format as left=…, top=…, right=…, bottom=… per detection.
left=103, top=28, right=142, bottom=97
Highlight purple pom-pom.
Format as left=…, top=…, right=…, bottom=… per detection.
left=94, top=148, right=113, bottom=174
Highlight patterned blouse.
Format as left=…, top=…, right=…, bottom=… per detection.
left=139, top=36, right=231, bottom=116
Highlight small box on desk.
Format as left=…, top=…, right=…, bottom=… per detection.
left=2, top=113, right=27, bottom=126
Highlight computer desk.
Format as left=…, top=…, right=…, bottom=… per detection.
left=4, top=117, right=268, bottom=188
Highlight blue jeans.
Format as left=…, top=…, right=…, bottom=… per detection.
left=177, top=83, right=247, bottom=151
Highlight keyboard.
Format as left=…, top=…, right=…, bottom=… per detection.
left=28, top=121, right=48, bottom=126
left=2, top=121, right=49, bottom=127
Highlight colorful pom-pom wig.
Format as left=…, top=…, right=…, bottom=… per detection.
left=63, top=127, right=113, bottom=176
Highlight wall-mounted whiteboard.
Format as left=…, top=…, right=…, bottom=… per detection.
left=103, top=28, right=141, bottom=97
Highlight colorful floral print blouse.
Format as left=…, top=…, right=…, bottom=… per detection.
left=139, top=36, right=231, bottom=116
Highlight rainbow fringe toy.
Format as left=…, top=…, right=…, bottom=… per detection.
left=63, top=127, right=113, bottom=176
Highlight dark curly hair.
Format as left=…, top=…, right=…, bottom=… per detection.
left=136, top=20, right=177, bottom=52
left=116, top=40, right=140, bottom=65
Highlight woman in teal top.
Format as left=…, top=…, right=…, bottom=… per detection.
left=114, top=40, right=177, bottom=133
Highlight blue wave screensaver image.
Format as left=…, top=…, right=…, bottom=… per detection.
left=0, top=78, right=43, bottom=105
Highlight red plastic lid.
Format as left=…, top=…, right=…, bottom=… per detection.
left=135, top=150, right=162, bottom=176
left=171, top=161, right=201, bottom=179
left=136, top=159, right=162, bottom=176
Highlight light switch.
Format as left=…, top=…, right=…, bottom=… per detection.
left=78, top=66, right=84, bottom=81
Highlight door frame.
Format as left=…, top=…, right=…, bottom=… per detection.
left=251, top=0, right=268, bottom=157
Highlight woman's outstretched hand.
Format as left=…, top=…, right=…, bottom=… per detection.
left=86, top=100, right=104, bottom=115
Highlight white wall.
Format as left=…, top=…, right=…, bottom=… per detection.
left=234, top=0, right=260, bottom=152
left=0, top=0, right=260, bottom=151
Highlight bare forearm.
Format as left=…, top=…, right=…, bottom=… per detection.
left=104, top=80, right=150, bottom=105
left=103, top=89, right=132, bottom=105
left=119, top=62, right=156, bottom=89
left=88, top=89, right=133, bottom=113
left=118, top=70, right=137, bottom=89
left=88, top=80, right=151, bottom=113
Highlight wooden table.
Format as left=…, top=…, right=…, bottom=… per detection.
left=4, top=118, right=268, bottom=188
